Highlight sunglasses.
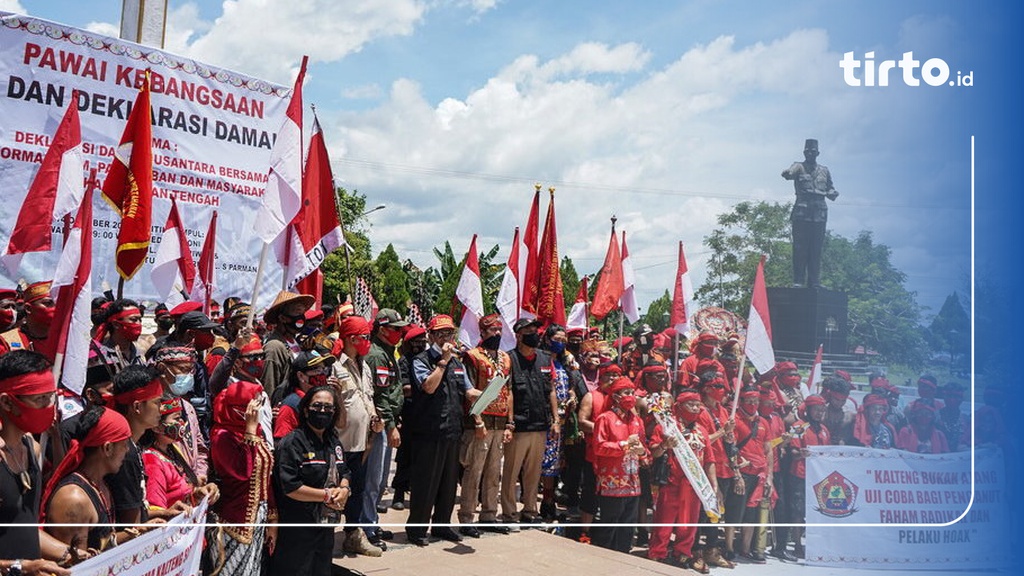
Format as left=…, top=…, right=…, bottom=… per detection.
left=309, top=402, right=334, bottom=412
left=241, top=353, right=266, bottom=361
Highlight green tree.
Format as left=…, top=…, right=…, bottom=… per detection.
left=322, top=188, right=375, bottom=305
left=641, top=290, right=672, bottom=332
left=373, top=244, right=411, bottom=312
left=561, top=256, right=581, bottom=312
left=696, top=201, right=792, bottom=311
left=925, top=291, right=969, bottom=371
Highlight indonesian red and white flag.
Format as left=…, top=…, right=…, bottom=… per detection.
left=3, top=93, right=84, bottom=271
left=744, top=255, right=775, bottom=374
left=354, top=277, right=379, bottom=321
left=520, top=189, right=541, bottom=319
left=255, top=56, right=307, bottom=243
left=669, top=242, right=694, bottom=335
left=807, top=343, right=824, bottom=396
left=619, top=230, right=640, bottom=324
left=42, top=185, right=94, bottom=395
left=151, top=199, right=196, bottom=305
left=190, top=211, right=218, bottom=311
left=566, top=276, right=589, bottom=332
left=283, top=112, right=345, bottom=288
left=591, top=223, right=624, bottom=320
left=102, top=75, right=153, bottom=280
left=456, top=235, right=485, bottom=347
left=496, top=227, right=521, bottom=349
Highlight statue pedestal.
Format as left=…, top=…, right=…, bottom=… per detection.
left=766, top=287, right=848, bottom=355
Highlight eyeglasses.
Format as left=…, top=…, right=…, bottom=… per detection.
left=309, top=402, right=334, bottom=412
left=241, top=353, right=266, bottom=361
left=350, top=334, right=371, bottom=341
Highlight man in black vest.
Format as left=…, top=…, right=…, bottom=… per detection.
left=500, top=318, right=560, bottom=527
left=406, top=315, right=480, bottom=546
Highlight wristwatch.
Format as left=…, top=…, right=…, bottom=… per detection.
left=7, top=559, right=23, bottom=576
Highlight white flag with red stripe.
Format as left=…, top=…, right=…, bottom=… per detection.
left=151, top=198, right=197, bottom=304
left=744, top=255, right=775, bottom=374
left=496, top=227, right=521, bottom=350
left=2, top=94, right=84, bottom=271
left=807, top=343, right=823, bottom=396
left=566, top=276, right=589, bottom=332
left=255, top=56, right=307, bottom=243
left=190, top=211, right=218, bottom=311
left=670, top=242, right=695, bottom=335
left=44, top=186, right=94, bottom=395
left=620, top=230, right=640, bottom=324
left=456, top=234, right=485, bottom=347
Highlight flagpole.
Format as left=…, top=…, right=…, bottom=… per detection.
left=248, top=243, right=270, bottom=328
left=730, top=353, right=748, bottom=422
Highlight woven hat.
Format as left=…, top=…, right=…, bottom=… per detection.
left=264, top=291, right=316, bottom=324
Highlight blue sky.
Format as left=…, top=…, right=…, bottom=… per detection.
left=4, top=0, right=1012, bottom=323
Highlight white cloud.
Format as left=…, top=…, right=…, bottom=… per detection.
left=168, top=0, right=427, bottom=83
left=84, top=20, right=119, bottom=38
left=342, top=83, right=384, bottom=100
left=324, top=28, right=967, bottom=315
left=0, top=0, right=25, bottom=14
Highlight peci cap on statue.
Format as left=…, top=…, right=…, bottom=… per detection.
left=804, top=138, right=819, bottom=152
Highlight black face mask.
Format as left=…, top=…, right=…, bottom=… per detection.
left=307, top=411, right=334, bottom=430
left=521, top=333, right=541, bottom=348
left=481, top=334, right=502, bottom=350
left=157, top=318, right=175, bottom=331
left=567, top=342, right=581, bottom=355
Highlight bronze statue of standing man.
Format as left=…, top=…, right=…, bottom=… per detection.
left=782, top=139, right=838, bottom=288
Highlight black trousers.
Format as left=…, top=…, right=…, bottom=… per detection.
left=592, top=495, right=639, bottom=553
left=561, top=441, right=586, bottom=508
left=792, top=219, right=826, bottom=287
left=407, top=435, right=460, bottom=538
left=269, top=525, right=334, bottom=576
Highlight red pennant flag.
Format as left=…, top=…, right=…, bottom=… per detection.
left=284, top=112, right=345, bottom=288
left=295, top=270, right=323, bottom=307
left=151, top=198, right=197, bottom=301
left=744, top=255, right=775, bottom=374
left=40, top=182, right=94, bottom=394
left=102, top=74, right=153, bottom=280
left=669, top=242, right=694, bottom=334
left=591, top=221, right=624, bottom=320
left=191, top=211, right=217, bottom=312
left=536, top=190, right=565, bottom=325
left=4, top=93, right=84, bottom=260
left=520, top=189, right=541, bottom=316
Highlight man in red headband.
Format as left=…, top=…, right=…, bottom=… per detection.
left=108, top=365, right=168, bottom=524
left=783, top=393, right=830, bottom=559
left=820, top=375, right=853, bottom=441
left=0, top=288, right=18, bottom=333
left=647, top=390, right=717, bottom=571
left=93, top=299, right=145, bottom=371
left=0, top=351, right=74, bottom=575
left=0, top=281, right=54, bottom=355
left=591, top=376, right=648, bottom=553
left=937, top=383, right=969, bottom=451
left=694, top=370, right=736, bottom=569
left=846, top=393, right=896, bottom=449
left=678, top=332, right=726, bottom=391
left=727, top=386, right=773, bottom=564
left=458, top=313, right=513, bottom=536
left=896, top=400, right=950, bottom=454
left=389, top=323, right=429, bottom=511
left=772, top=361, right=804, bottom=424
left=574, top=360, right=622, bottom=541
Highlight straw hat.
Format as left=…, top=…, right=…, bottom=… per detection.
left=264, top=291, right=316, bottom=324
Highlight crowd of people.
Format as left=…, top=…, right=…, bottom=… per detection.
left=0, top=282, right=1001, bottom=575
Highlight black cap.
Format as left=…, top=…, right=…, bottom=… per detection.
left=177, top=311, right=220, bottom=331
left=513, top=318, right=542, bottom=333
left=291, top=350, right=336, bottom=372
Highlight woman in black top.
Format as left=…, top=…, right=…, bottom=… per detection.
left=270, top=385, right=350, bottom=576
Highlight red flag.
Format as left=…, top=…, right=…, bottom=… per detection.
left=807, top=343, right=824, bottom=396
left=284, top=112, right=345, bottom=288
left=295, top=270, right=323, bottom=307
left=669, top=242, right=694, bottom=334
left=591, top=221, right=624, bottom=320
left=102, top=74, right=153, bottom=280
left=456, top=235, right=485, bottom=347
left=536, top=190, right=565, bottom=325
left=520, top=189, right=541, bottom=316
left=150, top=199, right=197, bottom=301
left=744, top=255, right=775, bottom=374
left=4, top=93, right=84, bottom=259
left=619, top=230, right=640, bottom=323
left=496, top=227, right=521, bottom=335
left=191, top=211, right=217, bottom=312
left=566, top=276, right=589, bottom=331
left=40, top=182, right=93, bottom=395
left=256, top=56, right=307, bottom=243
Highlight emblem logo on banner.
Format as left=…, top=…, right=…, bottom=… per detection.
left=813, top=470, right=859, bottom=517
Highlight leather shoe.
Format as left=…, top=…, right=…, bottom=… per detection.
left=459, top=526, right=482, bottom=539
left=481, top=523, right=511, bottom=535
left=376, top=504, right=389, bottom=514
left=366, top=534, right=388, bottom=551
left=431, top=528, right=463, bottom=542
left=391, top=501, right=405, bottom=511
left=379, top=530, right=394, bottom=541
left=408, top=534, right=429, bottom=547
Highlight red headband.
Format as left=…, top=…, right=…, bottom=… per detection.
left=113, top=379, right=164, bottom=406
left=0, top=370, right=56, bottom=396
left=41, top=408, right=130, bottom=522
left=804, top=394, right=827, bottom=407
left=599, top=364, right=623, bottom=377
left=109, top=307, right=141, bottom=323
left=609, top=377, right=634, bottom=394
left=917, top=378, right=937, bottom=389
left=863, top=394, right=888, bottom=408
left=676, top=390, right=701, bottom=404
left=240, top=335, right=263, bottom=355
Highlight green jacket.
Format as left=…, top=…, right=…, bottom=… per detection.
left=364, top=335, right=404, bottom=432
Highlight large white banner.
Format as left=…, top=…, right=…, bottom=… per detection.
left=0, top=13, right=290, bottom=308
left=71, top=499, right=207, bottom=576
left=805, top=446, right=1009, bottom=571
